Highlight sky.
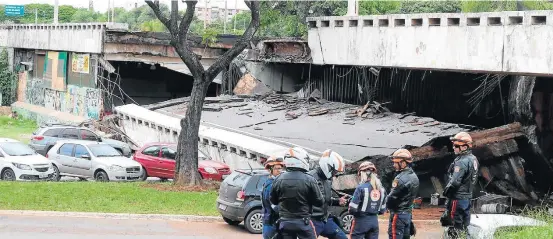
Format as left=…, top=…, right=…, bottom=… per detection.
left=0, top=0, right=250, bottom=12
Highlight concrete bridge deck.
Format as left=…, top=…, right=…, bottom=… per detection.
left=308, top=10, right=553, bottom=76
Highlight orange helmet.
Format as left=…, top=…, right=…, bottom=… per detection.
left=450, top=132, right=473, bottom=147
left=390, top=149, right=413, bottom=163
left=358, top=161, right=377, bottom=173
left=264, top=155, right=284, bottom=169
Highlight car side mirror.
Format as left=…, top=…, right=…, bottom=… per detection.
left=81, top=154, right=91, bottom=160
left=97, top=138, right=102, bottom=142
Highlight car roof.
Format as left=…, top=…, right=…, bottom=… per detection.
left=54, top=139, right=109, bottom=146
left=0, top=138, right=19, bottom=143
left=142, top=142, right=175, bottom=148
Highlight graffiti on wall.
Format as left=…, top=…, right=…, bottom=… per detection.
left=24, top=78, right=46, bottom=106
left=23, top=77, right=102, bottom=120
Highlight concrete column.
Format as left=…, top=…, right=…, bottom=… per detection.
left=53, top=0, right=59, bottom=24
left=347, top=0, right=358, bottom=16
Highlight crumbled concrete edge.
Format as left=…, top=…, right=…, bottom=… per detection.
left=0, top=210, right=223, bottom=222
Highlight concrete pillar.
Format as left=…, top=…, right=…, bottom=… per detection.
left=346, top=0, right=358, bottom=16
left=53, top=0, right=59, bottom=24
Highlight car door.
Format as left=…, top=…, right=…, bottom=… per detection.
left=72, top=144, right=93, bottom=177
left=159, top=147, right=177, bottom=178
left=140, top=146, right=162, bottom=177
left=54, top=143, right=77, bottom=175
left=79, top=129, right=100, bottom=142
left=59, top=128, right=80, bottom=140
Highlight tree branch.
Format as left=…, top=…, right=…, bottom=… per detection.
left=205, top=1, right=260, bottom=81
left=178, top=1, right=198, bottom=44
left=145, top=0, right=172, bottom=33
left=146, top=0, right=205, bottom=79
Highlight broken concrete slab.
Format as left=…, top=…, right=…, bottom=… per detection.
left=233, top=73, right=273, bottom=96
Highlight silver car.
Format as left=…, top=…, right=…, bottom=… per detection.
left=47, top=140, right=143, bottom=182
left=30, top=124, right=132, bottom=157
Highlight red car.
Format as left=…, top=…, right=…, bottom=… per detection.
left=133, top=143, right=231, bottom=181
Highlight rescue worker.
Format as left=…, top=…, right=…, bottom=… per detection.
left=261, top=156, right=285, bottom=239
left=348, top=161, right=387, bottom=239
left=308, top=149, right=348, bottom=239
left=270, top=147, right=324, bottom=239
left=386, top=149, right=419, bottom=239
left=442, top=132, right=479, bottom=238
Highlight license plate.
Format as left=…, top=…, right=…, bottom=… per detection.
left=218, top=204, right=227, bottom=211
left=38, top=173, right=48, bottom=179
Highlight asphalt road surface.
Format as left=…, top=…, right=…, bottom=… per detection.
left=0, top=213, right=443, bottom=239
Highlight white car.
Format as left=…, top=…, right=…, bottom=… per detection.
left=47, top=140, right=143, bottom=182
left=0, top=138, right=54, bottom=181
left=442, top=214, right=546, bottom=239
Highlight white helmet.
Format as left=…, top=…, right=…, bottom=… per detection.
left=319, top=149, right=345, bottom=179
left=283, top=147, right=311, bottom=171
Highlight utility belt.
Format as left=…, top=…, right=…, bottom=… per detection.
left=279, top=217, right=312, bottom=225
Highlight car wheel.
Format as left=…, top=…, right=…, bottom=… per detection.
left=341, top=212, right=354, bottom=233
left=222, top=217, right=241, bottom=226
left=140, top=167, right=148, bottom=181
left=1, top=168, right=16, bottom=181
left=245, top=209, right=263, bottom=234
left=50, top=165, right=61, bottom=182
left=95, top=170, right=109, bottom=182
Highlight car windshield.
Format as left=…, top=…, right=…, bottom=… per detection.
left=0, top=142, right=36, bottom=156
left=88, top=144, right=121, bottom=157
left=168, top=146, right=208, bottom=160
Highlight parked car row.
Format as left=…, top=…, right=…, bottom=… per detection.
left=0, top=124, right=232, bottom=182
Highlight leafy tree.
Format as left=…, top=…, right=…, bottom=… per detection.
left=145, top=0, right=260, bottom=186
left=58, top=5, right=77, bottom=23
left=0, top=49, right=17, bottom=106
left=400, top=0, right=461, bottom=13
left=461, top=1, right=517, bottom=12
left=140, top=19, right=166, bottom=32
left=522, top=0, right=553, bottom=10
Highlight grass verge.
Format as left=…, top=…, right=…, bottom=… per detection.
left=495, top=209, right=553, bottom=239
left=0, top=182, right=219, bottom=216
left=0, top=116, right=37, bottom=143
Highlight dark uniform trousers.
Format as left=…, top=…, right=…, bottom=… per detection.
left=388, top=211, right=411, bottom=239
left=446, top=199, right=471, bottom=235
left=350, top=215, right=379, bottom=239
left=279, top=218, right=317, bottom=239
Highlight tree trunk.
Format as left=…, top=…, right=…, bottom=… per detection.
left=174, top=76, right=210, bottom=186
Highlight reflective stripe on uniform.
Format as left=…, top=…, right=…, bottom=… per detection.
left=309, top=220, right=317, bottom=239
left=392, top=214, right=398, bottom=239
left=361, top=187, right=369, bottom=212
left=349, top=202, right=359, bottom=209
left=451, top=200, right=457, bottom=220
left=349, top=219, right=356, bottom=239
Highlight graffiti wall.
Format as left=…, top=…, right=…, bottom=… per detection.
left=44, top=85, right=102, bottom=120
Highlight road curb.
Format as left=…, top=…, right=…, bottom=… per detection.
left=0, top=210, right=223, bottom=222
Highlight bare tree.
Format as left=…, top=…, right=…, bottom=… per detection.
left=145, top=0, right=260, bottom=185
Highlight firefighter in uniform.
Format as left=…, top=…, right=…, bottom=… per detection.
left=261, top=156, right=285, bottom=239
left=308, top=149, right=348, bottom=239
left=270, top=147, right=324, bottom=239
left=386, top=149, right=419, bottom=239
left=348, top=161, right=387, bottom=239
left=442, top=132, right=479, bottom=238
